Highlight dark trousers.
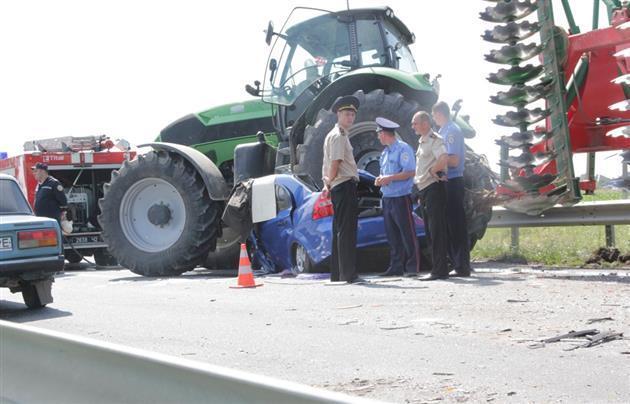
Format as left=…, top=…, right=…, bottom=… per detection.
left=446, top=177, right=471, bottom=273
left=418, top=182, right=449, bottom=277
left=382, top=195, right=420, bottom=274
left=330, top=180, right=358, bottom=282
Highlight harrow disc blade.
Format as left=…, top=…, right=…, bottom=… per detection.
left=609, top=100, right=630, bottom=112
left=611, top=74, right=630, bottom=85
left=479, top=0, right=538, bottom=23
left=489, top=79, right=554, bottom=106
left=501, top=151, right=556, bottom=170
left=606, top=125, right=630, bottom=138
left=488, top=64, right=543, bottom=85
left=493, top=108, right=550, bottom=127
left=482, top=20, right=540, bottom=43
left=485, top=42, right=543, bottom=64
left=504, top=173, right=557, bottom=193
left=501, top=191, right=565, bottom=216
left=495, top=131, right=535, bottom=148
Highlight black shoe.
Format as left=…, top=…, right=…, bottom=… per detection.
left=347, top=276, right=368, bottom=284
left=417, top=274, right=449, bottom=281
left=449, top=270, right=471, bottom=277
left=378, top=268, right=403, bottom=277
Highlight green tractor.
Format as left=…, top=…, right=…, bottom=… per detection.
left=99, top=7, right=496, bottom=276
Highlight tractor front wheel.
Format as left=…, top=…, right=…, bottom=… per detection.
left=98, top=151, right=222, bottom=277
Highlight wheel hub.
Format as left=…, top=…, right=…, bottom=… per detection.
left=147, top=203, right=171, bottom=227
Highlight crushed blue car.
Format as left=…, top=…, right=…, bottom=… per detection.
left=250, top=171, right=426, bottom=274
left=0, top=174, right=64, bottom=308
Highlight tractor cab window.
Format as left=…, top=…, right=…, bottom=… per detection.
left=264, top=8, right=344, bottom=106
left=356, top=19, right=387, bottom=67
left=382, top=21, right=417, bottom=73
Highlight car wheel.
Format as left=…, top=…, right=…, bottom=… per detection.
left=292, top=244, right=315, bottom=276
left=21, top=283, right=48, bottom=309
left=64, top=250, right=83, bottom=264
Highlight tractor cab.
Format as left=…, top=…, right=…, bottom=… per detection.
left=260, top=7, right=419, bottom=131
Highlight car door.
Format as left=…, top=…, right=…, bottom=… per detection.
left=257, top=184, right=294, bottom=269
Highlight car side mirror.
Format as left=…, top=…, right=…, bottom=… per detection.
left=265, top=21, right=275, bottom=45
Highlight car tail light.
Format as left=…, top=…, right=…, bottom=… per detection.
left=18, top=229, right=58, bottom=249
left=312, top=193, right=334, bottom=220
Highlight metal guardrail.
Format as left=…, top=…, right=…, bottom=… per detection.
left=487, top=199, right=630, bottom=251
left=488, top=200, right=630, bottom=228
left=0, top=320, right=378, bottom=404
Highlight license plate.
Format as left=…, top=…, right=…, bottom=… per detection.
left=0, top=236, right=12, bottom=251
left=67, top=235, right=101, bottom=245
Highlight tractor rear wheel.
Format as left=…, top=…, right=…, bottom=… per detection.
left=294, top=89, right=421, bottom=182
left=98, top=151, right=221, bottom=276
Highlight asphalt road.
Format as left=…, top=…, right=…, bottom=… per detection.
left=1, top=264, right=629, bottom=403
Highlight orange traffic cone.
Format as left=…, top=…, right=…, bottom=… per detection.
left=230, top=243, right=263, bottom=289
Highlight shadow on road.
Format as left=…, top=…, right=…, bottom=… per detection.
left=109, top=268, right=237, bottom=283
left=536, top=274, right=630, bottom=284
left=0, top=301, right=72, bottom=323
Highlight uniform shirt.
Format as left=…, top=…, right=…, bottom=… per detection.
left=379, top=139, right=415, bottom=198
left=439, top=120, right=465, bottom=179
left=34, top=176, right=67, bottom=221
left=322, top=124, right=359, bottom=189
left=414, top=132, right=447, bottom=191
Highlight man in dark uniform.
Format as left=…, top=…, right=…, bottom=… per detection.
left=433, top=101, right=472, bottom=277
left=322, top=95, right=364, bottom=284
left=32, top=162, right=67, bottom=222
left=412, top=111, right=450, bottom=281
left=374, top=117, right=419, bottom=277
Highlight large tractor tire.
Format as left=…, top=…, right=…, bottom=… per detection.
left=98, top=151, right=222, bottom=277
left=295, top=89, right=421, bottom=182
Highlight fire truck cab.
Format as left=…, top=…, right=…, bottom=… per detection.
left=0, top=136, right=135, bottom=266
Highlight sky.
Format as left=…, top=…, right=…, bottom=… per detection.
left=0, top=0, right=625, bottom=178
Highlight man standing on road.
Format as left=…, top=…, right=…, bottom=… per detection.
left=374, top=117, right=419, bottom=277
left=322, top=95, right=363, bottom=284
left=432, top=101, right=471, bottom=277
left=412, top=111, right=450, bottom=281
left=32, top=162, right=67, bottom=223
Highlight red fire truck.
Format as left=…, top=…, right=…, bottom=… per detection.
left=0, top=136, right=135, bottom=266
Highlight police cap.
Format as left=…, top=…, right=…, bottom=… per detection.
left=332, top=95, right=360, bottom=113
left=375, top=117, right=400, bottom=134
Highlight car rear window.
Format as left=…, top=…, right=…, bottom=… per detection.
left=0, top=179, right=32, bottom=215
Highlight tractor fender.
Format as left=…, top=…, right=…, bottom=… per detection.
left=138, top=142, right=230, bottom=201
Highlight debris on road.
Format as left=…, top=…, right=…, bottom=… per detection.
left=529, top=329, right=624, bottom=350
left=565, top=331, right=624, bottom=351
left=379, top=323, right=413, bottom=330
left=585, top=247, right=630, bottom=265
left=336, top=304, right=363, bottom=310
left=507, top=299, right=530, bottom=303
left=337, top=319, right=359, bottom=326
left=586, top=317, right=613, bottom=324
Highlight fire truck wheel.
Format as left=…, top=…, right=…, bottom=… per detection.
left=98, top=151, right=221, bottom=277
left=94, top=248, right=118, bottom=267
left=64, top=250, right=83, bottom=264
